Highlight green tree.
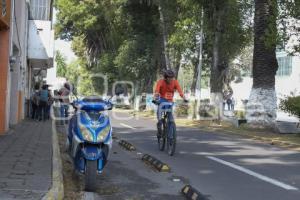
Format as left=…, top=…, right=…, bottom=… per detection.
left=278, top=0, right=300, bottom=53
left=170, top=0, right=252, bottom=121
left=55, top=51, right=67, bottom=77
left=65, top=60, right=80, bottom=89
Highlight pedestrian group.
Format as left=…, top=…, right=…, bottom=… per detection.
left=30, top=84, right=53, bottom=121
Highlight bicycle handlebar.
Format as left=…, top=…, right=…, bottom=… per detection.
left=152, top=100, right=160, bottom=105
left=152, top=99, right=189, bottom=105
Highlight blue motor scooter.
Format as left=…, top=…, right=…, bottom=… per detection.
left=67, top=96, right=113, bottom=191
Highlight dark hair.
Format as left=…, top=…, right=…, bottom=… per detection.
left=64, top=82, right=71, bottom=90
left=164, top=69, right=175, bottom=78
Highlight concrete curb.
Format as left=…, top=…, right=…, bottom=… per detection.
left=181, top=185, right=208, bottom=200
left=234, top=132, right=300, bottom=150
left=142, top=154, right=170, bottom=172
left=42, top=121, right=64, bottom=200
left=118, top=140, right=136, bottom=151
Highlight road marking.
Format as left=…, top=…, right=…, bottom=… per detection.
left=120, top=123, right=136, bottom=129
left=83, top=192, right=95, bottom=200
left=207, top=156, right=298, bottom=191
left=173, top=178, right=181, bottom=182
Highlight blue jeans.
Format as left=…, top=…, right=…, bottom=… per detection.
left=156, top=98, right=174, bottom=134
left=60, top=104, right=69, bottom=119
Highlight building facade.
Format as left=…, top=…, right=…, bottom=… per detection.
left=0, top=0, right=54, bottom=134
left=0, top=0, right=12, bottom=133
left=231, top=53, right=300, bottom=120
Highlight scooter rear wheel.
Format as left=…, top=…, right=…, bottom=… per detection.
left=85, top=160, right=97, bottom=191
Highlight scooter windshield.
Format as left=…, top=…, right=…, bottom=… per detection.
left=76, top=96, right=112, bottom=112
left=86, top=111, right=102, bottom=122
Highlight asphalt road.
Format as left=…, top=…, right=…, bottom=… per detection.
left=108, top=111, right=300, bottom=200
left=58, top=112, right=185, bottom=200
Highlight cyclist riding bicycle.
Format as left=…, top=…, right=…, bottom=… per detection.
left=154, top=69, right=188, bottom=137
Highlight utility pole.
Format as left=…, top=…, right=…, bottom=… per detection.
left=196, top=8, right=204, bottom=120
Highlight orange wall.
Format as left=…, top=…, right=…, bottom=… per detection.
left=0, top=30, right=9, bottom=134
left=0, top=0, right=11, bottom=29
left=17, top=91, right=23, bottom=122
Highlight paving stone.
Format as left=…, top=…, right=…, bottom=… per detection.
left=0, top=178, right=25, bottom=189
left=0, top=170, right=11, bottom=178
left=24, top=178, right=51, bottom=191
left=0, top=120, right=52, bottom=198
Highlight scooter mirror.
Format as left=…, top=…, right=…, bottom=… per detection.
left=107, top=102, right=113, bottom=110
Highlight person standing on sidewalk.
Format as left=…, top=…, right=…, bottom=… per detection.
left=39, top=85, right=49, bottom=121
left=59, top=82, right=71, bottom=124
left=226, top=97, right=232, bottom=111
left=231, top=97, right=236, bottom=111
left=31, top=87, right=40, bottom=120
left=46, top=88, right=54, bottom=120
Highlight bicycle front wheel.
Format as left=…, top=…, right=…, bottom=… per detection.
left=167, top=122, right=176, bottom=156
left=158, top=120, right=166, bottom=151
left=158, top=135, right=166, bottom=151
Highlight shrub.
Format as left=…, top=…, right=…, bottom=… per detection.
left=279, top=96, right=300, bottom=119
left=175, top=100, right=189, bottom=117
left=234, top=110, right=246, bottom=119
left=199, top=99, right=215, bottom=118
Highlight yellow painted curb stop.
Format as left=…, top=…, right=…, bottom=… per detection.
left=118, top=140, right=136, bottom=151
left=142, top=154, right=170, bottom=172
left=181, top=185, right=208, bottom=200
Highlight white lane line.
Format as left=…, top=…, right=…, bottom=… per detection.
left=207, top=156, right=298, bottom=191
left=83, top=192, right=95, bottom=200
left=120, top=123, right=136, bottom=130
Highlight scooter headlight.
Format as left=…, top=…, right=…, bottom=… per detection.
left=79, top=125, right=93, bottom=142
left=97, top=124, right=111, bottom=142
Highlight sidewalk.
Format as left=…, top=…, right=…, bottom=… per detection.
left=0, top=120, right=52, bottom=199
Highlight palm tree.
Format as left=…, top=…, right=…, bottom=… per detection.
left=246, top=0, right=279, bottom=127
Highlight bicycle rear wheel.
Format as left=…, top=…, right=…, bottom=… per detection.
left=167, top=122, right=176, bottom=156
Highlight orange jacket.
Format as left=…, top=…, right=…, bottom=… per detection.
left=154, top=79, right=184, bottom=102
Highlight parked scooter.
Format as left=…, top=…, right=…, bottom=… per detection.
left=66, top=96, right=113, bottom=191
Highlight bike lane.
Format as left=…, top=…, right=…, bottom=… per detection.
left=110, top=111, right=300, bottom=200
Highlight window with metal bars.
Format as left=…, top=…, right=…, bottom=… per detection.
left=276, top=56, right=292, bottom=76
left=29, top=0, right=50, bottom=20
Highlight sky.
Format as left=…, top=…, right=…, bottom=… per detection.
left=46, top=9, right=76, bottom=87
left=55, top=39, right=77, bottom=63
left=53, top=8, right=76, bottom=63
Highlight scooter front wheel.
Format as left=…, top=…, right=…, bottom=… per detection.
left=85, top=160, right=97, bottom=191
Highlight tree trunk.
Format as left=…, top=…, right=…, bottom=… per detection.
left=158, top=0, right=171, bottom=69
left=246, top=0, right=279, bottom=128
left=191, top=57, right=200, bottom=96
left=191, top=31, right=203, bottom=96
left=174, top=51, right=181, bottom=79
left=210, top=2, right=228, bottom=123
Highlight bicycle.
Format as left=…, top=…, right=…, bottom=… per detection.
left=153, top=99, right=177, bottom=156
